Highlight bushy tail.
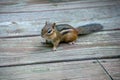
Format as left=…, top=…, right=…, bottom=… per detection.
left=76, top=23, right=103, bottom=35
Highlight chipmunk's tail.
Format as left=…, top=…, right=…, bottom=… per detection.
left=76, top=23, right=103, bottom=35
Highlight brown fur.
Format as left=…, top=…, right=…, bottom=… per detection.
left=41, top=22, right=78, bottom=50
left=61, top=29, right=78, bottom=42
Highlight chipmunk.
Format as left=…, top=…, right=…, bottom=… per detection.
left=41, top=22, right=103, bottom=51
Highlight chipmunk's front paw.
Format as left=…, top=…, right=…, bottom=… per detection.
left=53, top=47, right=57, bottom=51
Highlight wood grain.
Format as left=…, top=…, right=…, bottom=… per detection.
left=0, top=29, right=120, bottom=67
left=99, top=59, right=120, bottom=80
left=0, top=0, right=120, bottom=37
left=0, top=60, right=111, bottom=80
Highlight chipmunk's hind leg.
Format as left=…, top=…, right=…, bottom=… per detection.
left=69, top=41, right=76, bottom=45
left=63, top=31, right=78, bottom=43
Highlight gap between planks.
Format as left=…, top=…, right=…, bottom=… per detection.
left=0, top=55, right=119, bottom=68
left=0, top=59, right=116, bottom=80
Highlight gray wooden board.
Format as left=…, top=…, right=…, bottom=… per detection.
left=99, top=59, right=120, bottom=80
left=0, top=0, right=80, bottom=4
left=0, top=46, right=120, bottom=67
left=0, top=16, right=120, bottom=37
left=0, top=0, right=120, bottom=37
left=0, top=0, right=119, bottom=13
left=0, top=2, right=119, bottom=22
left=0, top=30, right=119, bottom=53
left=0, top=60, right=111, bottom=80
left=0, top=0, right=118, bottom=5
left=0, top=30, right=120, bottom=67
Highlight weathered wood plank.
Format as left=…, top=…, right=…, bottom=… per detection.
left=0, top=0, right=80, bottom=4
left=0, top=0, right=119, bottom=37
left=0, top=0, right=119, bottom=23
left=0, top=0, right=117, bottom=4
left=0, top=2, right=119, bottom=22
left=0, top=46, right=120, bottom=67
left=0, top=60, right=111, bottom=80
left=0, top=16, right=120, bottom=37
left=0, top=0, right=119, bottom=13
left=0, top=30, right=119, bottom=52
left=99, top=59, right=120, bottom=80
left=0, top=25, right=120, bottom=67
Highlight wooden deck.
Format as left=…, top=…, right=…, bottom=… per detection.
left=0, top=0, right=120, bottom=80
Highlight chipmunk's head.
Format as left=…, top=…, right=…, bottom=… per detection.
left=41, top=22, right=57, bottom=40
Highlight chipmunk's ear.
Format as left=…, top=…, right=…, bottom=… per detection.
left=52, top=23, right=56, bottom=29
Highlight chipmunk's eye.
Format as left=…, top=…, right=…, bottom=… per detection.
left=47, top=29, right=52, bottom=34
